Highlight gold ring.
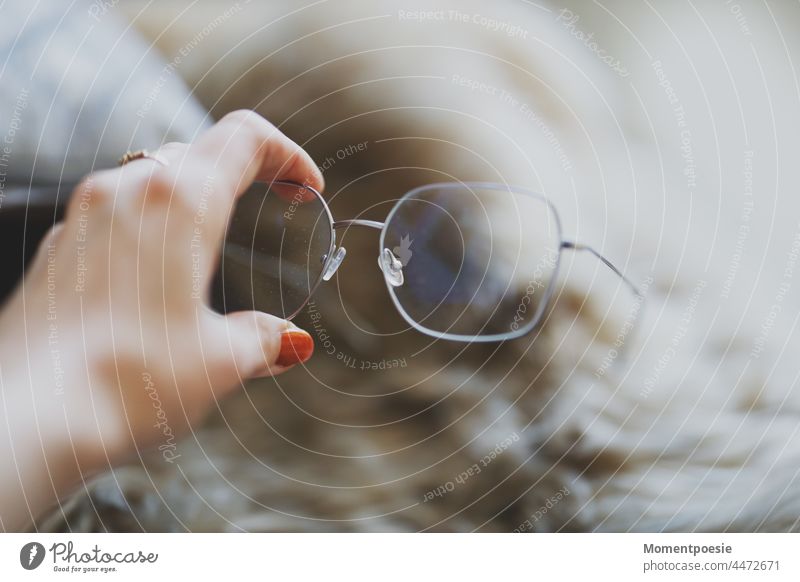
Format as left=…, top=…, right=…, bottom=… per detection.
left=117, top=149, right=169, bottom=167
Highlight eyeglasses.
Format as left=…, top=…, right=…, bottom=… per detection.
left=214, top=180, right=641, bottom=343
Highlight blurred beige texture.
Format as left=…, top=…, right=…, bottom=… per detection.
left=42, top=0, right=800, bottom=531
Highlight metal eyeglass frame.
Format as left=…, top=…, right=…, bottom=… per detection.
left=268, top=180, right=642, bottom=343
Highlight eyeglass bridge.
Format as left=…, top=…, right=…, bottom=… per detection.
left=329, top=219, right=403, bottom=287
left=317, top=219, right=389, bottom=283
left=332, top=219, right=384, bottom=231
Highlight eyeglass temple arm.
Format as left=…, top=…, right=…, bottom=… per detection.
left=561, top=241, right=644, bottom=298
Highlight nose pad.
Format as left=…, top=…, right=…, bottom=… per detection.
left=378, top=248, right=404, bottom=287
left=322, top=246, right=346, bottom=281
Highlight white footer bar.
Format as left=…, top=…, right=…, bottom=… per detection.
left=0, top=533, right=796, bottom=580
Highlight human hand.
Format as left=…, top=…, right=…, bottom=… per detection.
left=0, top=111, right=322, bottom=528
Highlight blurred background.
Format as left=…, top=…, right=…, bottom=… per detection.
left=2, top=0, right=800, bottom=531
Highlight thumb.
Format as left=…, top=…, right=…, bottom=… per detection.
left=219, top=311, right=314, bottom=381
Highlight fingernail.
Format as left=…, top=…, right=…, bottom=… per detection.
left=276, top=328, right=314, bottom=367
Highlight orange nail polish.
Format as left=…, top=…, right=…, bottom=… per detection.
left=276, top=329, right=314, bottom=367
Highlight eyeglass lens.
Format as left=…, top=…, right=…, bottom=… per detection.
left=213, top=182, right=332, bottom=319
left=382, top=185, right=561, bottom=338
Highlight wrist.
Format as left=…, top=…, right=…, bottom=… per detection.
left=1, top=348, right=115, bottom=483
left=0, top=372, right=91, bottom=529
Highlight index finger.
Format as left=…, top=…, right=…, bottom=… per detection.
left=192, top=110, right=324, bottom=201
